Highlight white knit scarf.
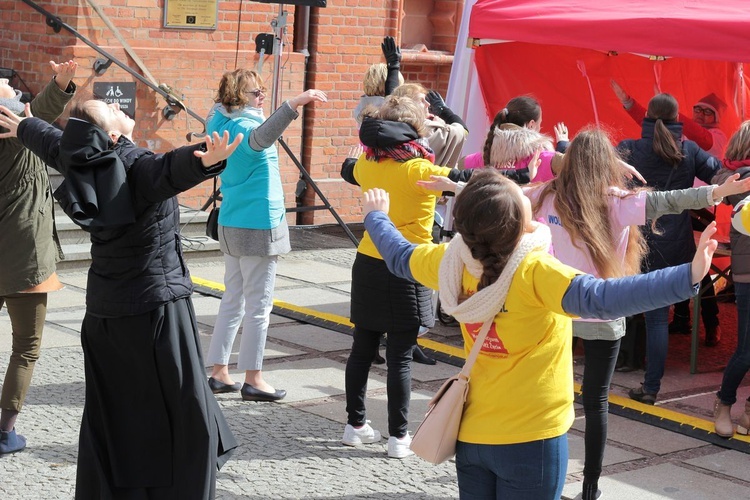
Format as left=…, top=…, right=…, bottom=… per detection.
left=438, top=224, right=552, bottom=324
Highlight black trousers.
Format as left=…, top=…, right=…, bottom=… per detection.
left=345, top=326, right=418, bottom=438
left=580, top=338, right=621, bottom=482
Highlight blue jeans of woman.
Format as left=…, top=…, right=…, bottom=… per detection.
left=581, top=338, right=621, bottom=483
left=643, top=305, right=670, bottom=394
left=345, top=326, right=418, bottom=438
left=455, top=435, right=567, bottom=500
left=718, top=282, right=750, bottom=405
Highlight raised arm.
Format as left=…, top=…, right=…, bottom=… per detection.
left=381, top=36, right=402, bottom=96
left=562, top=222, right=717, bottom=319
left=130, top=131, right=241, bottom=204
left=28, top=60, right=77, bottom=124
left=249, top=89, right=327, bottom=151
left=646, top=174, right=750, bottom=219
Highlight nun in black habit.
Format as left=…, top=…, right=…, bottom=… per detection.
left=0, top=100, right=242, bottom=499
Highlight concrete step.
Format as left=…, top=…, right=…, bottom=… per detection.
left=55, top=206, right=222, bottom=271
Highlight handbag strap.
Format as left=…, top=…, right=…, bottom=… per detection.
left=458, top=319, right=493, bottom=379
left=210, top=177, right=217, bottom=209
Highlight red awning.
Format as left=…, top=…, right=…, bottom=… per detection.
left=469, top=0, right=750, bottom=63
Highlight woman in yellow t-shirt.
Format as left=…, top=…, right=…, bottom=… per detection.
left=360, top=169, right=717, bottom=499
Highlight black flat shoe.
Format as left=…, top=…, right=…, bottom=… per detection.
left=241, top=383, right=287, bottom=402
left=412, top=345, right=436, bottom=365
left=208, top=377, right=242, bottom=394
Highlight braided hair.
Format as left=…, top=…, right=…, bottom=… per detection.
left=453, top=169, right=525, bottom=290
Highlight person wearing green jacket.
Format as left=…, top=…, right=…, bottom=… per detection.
left=0, top=60, right=76, bottom=454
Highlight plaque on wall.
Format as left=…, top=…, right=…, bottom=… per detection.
left=164, top=0, right=218, bottom=30
left=93, top=82, right=137, bottom=119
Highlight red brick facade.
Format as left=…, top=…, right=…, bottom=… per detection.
left=1, top=0, right=463, bottom=224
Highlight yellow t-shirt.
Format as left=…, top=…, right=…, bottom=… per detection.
left=410, top=245, right=580, bottom=445
left=354, top=156, right=451, bottom=259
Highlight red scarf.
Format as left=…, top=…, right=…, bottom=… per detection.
left=722, top=158, right=750, bottom=171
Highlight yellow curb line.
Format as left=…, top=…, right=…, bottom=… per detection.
left=192, top=275, right=749, bottom=443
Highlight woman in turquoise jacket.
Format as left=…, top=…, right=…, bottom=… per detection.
left=205, top=68, right=327, bottom=401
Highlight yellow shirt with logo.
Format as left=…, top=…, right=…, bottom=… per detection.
left=354, top=156, right=451, bottom=259
left=409, top=244, right=580, bottom=445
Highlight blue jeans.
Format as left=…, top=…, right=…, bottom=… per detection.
left=455, top=435, right=568, bottom=500
left=643, top=305, right=670, bottom=394
left=718, top=282, right=750, bottom=405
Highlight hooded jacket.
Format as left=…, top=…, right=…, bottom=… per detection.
left=618, top=119, right=720, bottom=270
left=17, top=117, right=224, bottom=317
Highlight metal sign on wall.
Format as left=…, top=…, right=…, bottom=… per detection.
left=163, top=0, right=218, bottom=30
left=92, top=82, right=137, bottom=119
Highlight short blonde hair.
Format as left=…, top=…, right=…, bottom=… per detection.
left=215, top=68, right=264, bottom=110
left=363, top=63, right=404, bottom=97
left=391, top=83, right=427, bottom=101
left=725, top=120, right=750, bottom=162
left=377, top=95, right=426, bottom=136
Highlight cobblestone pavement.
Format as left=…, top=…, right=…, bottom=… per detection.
left=2, top=249, right=750, bottom=499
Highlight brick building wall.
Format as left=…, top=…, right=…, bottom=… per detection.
left=1, top=0, right=464, bottom=225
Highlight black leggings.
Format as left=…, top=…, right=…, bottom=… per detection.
left=579, top=338, right=621, bottom=482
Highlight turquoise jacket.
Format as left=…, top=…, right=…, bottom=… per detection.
left=207, top=107, right=284, bottom=230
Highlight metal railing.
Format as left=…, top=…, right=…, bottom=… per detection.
left=20, top=0, right=205, bottom=134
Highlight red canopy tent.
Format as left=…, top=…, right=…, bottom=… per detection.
left=463, top=0, right=750, bottom=144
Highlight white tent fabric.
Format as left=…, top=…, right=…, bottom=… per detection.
left=445, top=0, right=488, bottom=158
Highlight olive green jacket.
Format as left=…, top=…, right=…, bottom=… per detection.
left=0, top=78, right=75, bottom=296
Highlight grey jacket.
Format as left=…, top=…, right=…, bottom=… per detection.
left=0, top=78, right=75, bottom=295
left=713, top=167, right=750, bottom=283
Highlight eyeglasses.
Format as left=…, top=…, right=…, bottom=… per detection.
left=249, top=88, right=266, bottom=98
left=693, top=106, right=715, bottom=116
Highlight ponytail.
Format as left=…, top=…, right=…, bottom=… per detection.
left=652, top=118, right=684, bottom=166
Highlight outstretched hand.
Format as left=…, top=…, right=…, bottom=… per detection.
left=0, top=103, right=32, bottom=139
left=363, top=188, right=390, bottom=216
left=288, top=89, right=328, bottom=109
left=381, top=36, right=401, bottom=69
left=553, top=122, right=568, bottom=142
left=425, top=90, right=446, bottom=116
left=195, top=131, right=244, bottom=167
left=50, top=60, right=78, bottom=91
left=617, top=159, right=647, bottom=184
left=416, top=174, right=458, bottom=193
left=714, top=173, right=750, bottom=200
left=610, top=79, right=630, bottom=104
left=691, top=221, right=718, bottom=285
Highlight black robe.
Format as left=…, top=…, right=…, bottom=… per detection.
left=17, top=117, right=238, bottom=499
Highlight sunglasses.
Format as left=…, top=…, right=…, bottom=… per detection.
left=249, top=88, right=266, bottom=98
left=693, top=106, right=715, bottom=116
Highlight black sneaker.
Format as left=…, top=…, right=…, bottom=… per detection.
left=668, top=320, right=691, bottom=335
left=629, top=385, right=657, bottom=405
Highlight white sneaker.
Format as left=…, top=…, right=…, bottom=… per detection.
left=342, top=421, right=382, bottom=446
left=387, top=433, right=414, bottom=458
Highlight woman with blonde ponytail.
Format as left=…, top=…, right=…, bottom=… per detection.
left=618, top=93, right=722, bottom=406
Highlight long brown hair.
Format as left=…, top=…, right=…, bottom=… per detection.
left=482, top=96, right=542, bottom=165
left=646, top=93, right=684, bottom=167
left=453, top=170, right=525, bottom=290
left=533, top=128, right=647, bottom=278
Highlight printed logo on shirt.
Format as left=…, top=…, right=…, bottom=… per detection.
left=465, top=321, right=509, bottom=357
left=547, top=214, right=562, bottom=227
